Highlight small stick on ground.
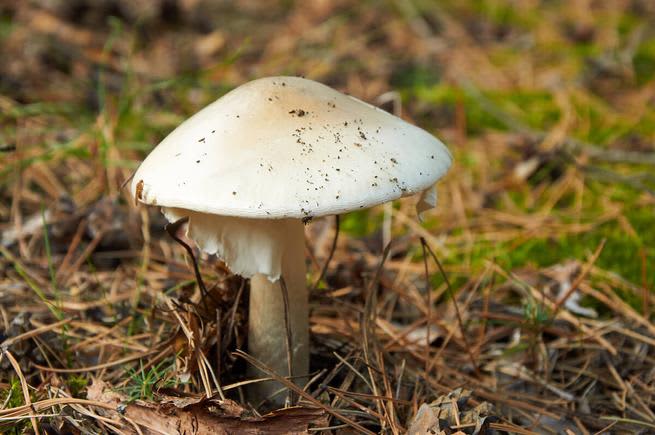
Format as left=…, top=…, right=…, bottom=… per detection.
left=216, top=308, right=222, bottom=381
left=2, top=350, right=40, bottom=435
left=552, top=238, right=606, bottom=315
left=223, top=280, right=245, bottom=355
left=420, top=239, right=431, bottom=375
left=421, top=237, right=480, bottom=376
left=313, top=215, right=340, bottom=291
left=279, top=275, right=295, bottom=406
left=235, top=350, right=375, bottom=435
left=362, top=242, right=393, bottom=425
left=164, top=216, right=218, bottom=309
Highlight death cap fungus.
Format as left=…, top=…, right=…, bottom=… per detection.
left=131, top=76, right=452, bottom=280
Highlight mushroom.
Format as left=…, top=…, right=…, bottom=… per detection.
left=130, top=76, right=452, bottom=404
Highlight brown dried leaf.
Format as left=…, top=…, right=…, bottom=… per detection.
left=407, top=389, right=498, bottom=435
left=87, top=380, right=325, bottom=434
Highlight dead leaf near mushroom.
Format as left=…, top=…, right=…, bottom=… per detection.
left=87, top=380, right=327, bottom=435
left=407, top=389, right=499, bottom=435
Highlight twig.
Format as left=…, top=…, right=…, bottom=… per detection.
left=279, top=275, right=295, bottom=406
left=234, top=350, right=375, bottom=435
left=331, top=352, right=373, bottom=392
left=58, top=225, right=107, bottom=283
left=0, top=397, right=116, bottom=418
left=1, top=318, right=71, bottom=348
left=420, top=237, right=479, bottom=375
left=420, top=239, right=431, bottom=375
left=640, top=248, right=649, bottom=317
left=199, top=348, right=225, bottom=400
left=216, top=308, right=222, bottom=380
left=55, top=217, right=87, bottom=281
left=552, top=239, right=606, bottom=315
left=222, top=279, right=245, bottom=355
left=2, top=350, right=40, bottom=435
left=312, top=215, right=340, bottom=291
left=599, top=416, right=655, bottom=430
left=361, top=242, right=393, bottom=427
left=33, top=349, right=158, bottom=372
left=164, top=216, right=218, bottom=309
left=578, top=164, right=655, bottom=196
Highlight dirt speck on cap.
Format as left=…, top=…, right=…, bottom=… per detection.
left=289, top=109, right=308, bottom=117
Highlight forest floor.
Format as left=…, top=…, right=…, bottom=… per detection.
left=1, top=0, right=655, bottom=433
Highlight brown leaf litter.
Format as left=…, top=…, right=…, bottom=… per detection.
left=1, top=0, right=655, bottom=433
left=87, top=380, right=327, bottom=435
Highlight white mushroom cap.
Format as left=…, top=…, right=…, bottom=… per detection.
left=131, top=76, right=452, bottom=279
left=131, top=76, right=451, bottom=220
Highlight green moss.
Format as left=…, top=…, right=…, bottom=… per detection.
left=634, top=38, right=655, bottom=85
left=0, top=12, right=14, bottom=40
left=616, top=11, right=642, bottom=38
left=390, top=64, right=441, bottom=90
left=0, top=378, right=31, bottom=433
left=428, top=178, right=655, bottom=314
left=410, top=84, right=561, bottom=135
left=341, top=209, right=384, bottom=237
left=67, top=375, right=88, bottom=398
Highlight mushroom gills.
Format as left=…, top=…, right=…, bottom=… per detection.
left=162, top=207, right=300, bottom=281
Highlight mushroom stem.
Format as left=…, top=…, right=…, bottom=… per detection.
left=247, top=220, right=308, bottom=406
